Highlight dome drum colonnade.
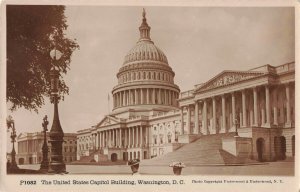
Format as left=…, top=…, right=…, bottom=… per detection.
left=111, top=9, right=180, bottom=112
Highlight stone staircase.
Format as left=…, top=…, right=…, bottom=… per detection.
left=141, top=133, right=257, bottom=166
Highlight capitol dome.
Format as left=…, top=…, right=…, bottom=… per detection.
left=123, top=40, right=168, bottom=65
left=111, top=9, right=180, bottom=115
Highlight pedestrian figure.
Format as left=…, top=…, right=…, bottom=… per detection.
left=169, top=162, right=185, bottom=175
left=128, top=159, right=140, bottom=175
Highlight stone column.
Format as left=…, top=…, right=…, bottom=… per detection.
left=128, top=128, right=131, bottom=148
left=253, top=87, right=258, bottom=126
left=130, top=90, right=133, bottom=105
left=112, top=129, right=115, bottom=147
left=141, top=88, right=144, bottom=104
left=242, top=90, right=247, bottom=127
left=212, top=97, right=216, bottom=134
left=125, top=128, right=128, bottom=147
left=165, top=89, right=169, bottom=105
left=99, top=132, right=102, bottom=148
left=171, top=91, right=174, bottom=105
left=99, top=132, right=101, bottom=148
left=202, top=99, right=208, bottom=135
left=119, top=92, right=121, bottom=106
left=231, top=92, right=236, bottom=131
left=123, top=91, right=126, bottom=106
left=180, top=107, right=184, bottom=134
left=135, top=89, right=138, bottom=104
left=113, top=95, right=115, bottom=108
left=124, top=91, right=127, bottom=106
left=265, top=86, right=271, bottom=127
left=158, top=88, right=161, bottom=104
left=116, top=93, right=119, bottom=107
left=128, top=91, right=130, bottom=106
left=221, top=94, right=226, bottom=133
left=187, top=106, right=191, bottom=134
left=98, top=132, right=100, bottom=148
left=285, top=83, right=291, bottom=127
left=99, top=132, right=101, bottom=149
left=273, top=88, right=278, bottom=125
left=105, top=131, right=108, bottom=147
left=152, top=88, right=155, bottom=104
left=147, top=88, right=149, bottom=104
left=116, top=129, right=119, bottom=147
left=169, top=90, right=172, bottom=105
left=102, top=131, right=105, bottom=148
left=119, top=129, right=122, bottom=148
left=132, top=127, right=135, bottom=147
left=194, top=101, right=199, bottom=134
left=145, top=126, right=148, bottom=146
left=108, top=130, right=111, bottom=147
left=102, top=132, right=104, bottom=148
left=140, top=126, right=143, bottom=147
left=136, top=126, right=139, bottom=147
left=95, top=133, right=98, bottom=149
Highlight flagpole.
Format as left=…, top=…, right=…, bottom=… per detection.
left=108, top=93, right=110, bottom=113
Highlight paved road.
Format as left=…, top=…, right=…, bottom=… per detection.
left=18, top=161, right=294, bottom=176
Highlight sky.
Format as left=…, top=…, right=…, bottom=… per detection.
left=6, top=6, right=294, bottom=135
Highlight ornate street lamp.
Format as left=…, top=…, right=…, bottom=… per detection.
left=48, top=48, right=66, bottom=173
left=7, top=115, right=19, bottom=171
left=40, top=115, right=49, bottom=172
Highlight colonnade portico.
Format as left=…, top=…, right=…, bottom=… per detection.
left=180, top=83, right=294, bottom=135
left=113, top=88, right=179, bottom=108
left=91, top=126, right=149, bottom=150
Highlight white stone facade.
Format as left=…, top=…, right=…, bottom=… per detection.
left=76, top=10, right=295, bottom=163
left=17, top=132, right=77, bottom=164
left=179, top=63, right=295, bottom=161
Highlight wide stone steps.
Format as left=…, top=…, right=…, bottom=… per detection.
left=142, top=133, right=257, bottom=166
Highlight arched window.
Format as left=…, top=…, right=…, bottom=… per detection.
left=154, top=72, right=156, bottom=80
left=153, top=135, right=157, bottom=144
left=160, top=134, right=164, bottom=144
left=168, top=132, right=172, bottom=143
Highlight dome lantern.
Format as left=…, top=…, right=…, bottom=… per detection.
left=139, top=8, right=151, bottom=41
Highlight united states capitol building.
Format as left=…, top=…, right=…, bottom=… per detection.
left=76, top=10, right=295, bottom=164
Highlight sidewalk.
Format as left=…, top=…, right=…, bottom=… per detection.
left=17, top=161, right=294, bottom=176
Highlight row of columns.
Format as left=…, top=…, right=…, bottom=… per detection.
left=181, top=84, right=292, bottom=135
left=119, top=71, right=173, bottom=84
left=113, top=88, right=178, bottom=108
left=92, top=126, right=149, bottom=149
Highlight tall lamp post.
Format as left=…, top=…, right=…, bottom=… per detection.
left=40, top=115, right=49, bottom=172
left=48, top=49, right=66, bottom=173
left=7, top=115, right=19, bottom=171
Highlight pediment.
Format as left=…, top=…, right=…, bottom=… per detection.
left=17, top=132, right=27, bottom=139
left=96, top=115, right=120, bottom=127
left=195, top=70, right=264, bottom=92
